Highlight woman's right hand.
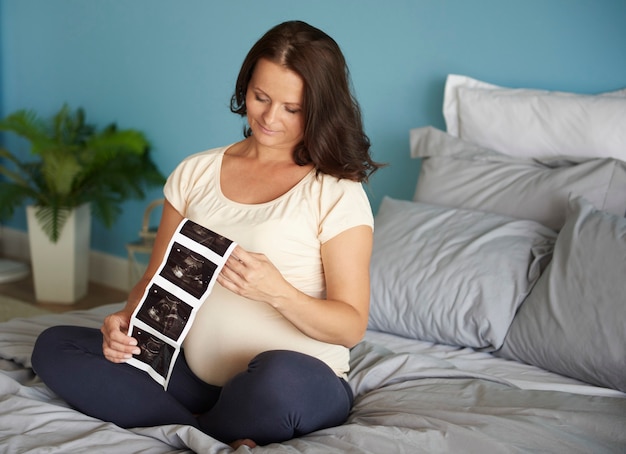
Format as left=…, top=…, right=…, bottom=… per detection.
left=100, top=200, right=184, bottom=363
left=101, top=310, right=141, bottom=363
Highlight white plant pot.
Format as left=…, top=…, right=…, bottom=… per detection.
left=26, top=204, right=91, bottom=304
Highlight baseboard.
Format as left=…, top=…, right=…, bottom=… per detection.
left=1, top=226, right=130, bottom=292
left=90, top=250, right=132, bottom=292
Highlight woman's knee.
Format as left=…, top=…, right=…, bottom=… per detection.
left=206, top=350, right=353, bottom=444
left=31, top=326, right=101, bottom=376
left=32, top=326, right=68, bottom=374
left=246, top=350, right=352, bottom=425
left=248, top=350, right=331, bottom=380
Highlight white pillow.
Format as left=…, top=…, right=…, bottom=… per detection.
left=368, top=197, right=556, bottom=350
left=443, top=74, right=626, bottom=161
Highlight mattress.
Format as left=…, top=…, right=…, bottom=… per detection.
left=1, top=304, right=624, bottom=453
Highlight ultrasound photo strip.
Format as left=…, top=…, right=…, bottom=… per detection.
left=126, top=218, right=237, bottom=388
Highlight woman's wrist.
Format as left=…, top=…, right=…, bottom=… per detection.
left=269, top=284, right=305, bottom=311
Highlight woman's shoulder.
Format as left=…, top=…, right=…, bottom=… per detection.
left=177, top=144, right=231, bottom=166
left=169, top=144, right=234, bottom=180
left=311, top=174, right=373, bottom=241
left=166, top=144, right=232, bottom=192
left=314, top=173, right=368, bottom=196
left=311, top=174, right=372, bottom=214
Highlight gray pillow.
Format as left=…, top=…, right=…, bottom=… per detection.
left=410, top=126, right=626, bottom=231
left=497, top=197, right=626, bottom=393
left=368, top=197, right=555, bottom=350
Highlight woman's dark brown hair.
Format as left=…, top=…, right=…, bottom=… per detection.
left=231, top=20, right=383, bottom=182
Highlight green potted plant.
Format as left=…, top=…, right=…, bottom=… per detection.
left=0, top=104, right=166, bottom=303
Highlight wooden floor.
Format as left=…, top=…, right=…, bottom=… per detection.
left=0, top=275, right=128, bottom=313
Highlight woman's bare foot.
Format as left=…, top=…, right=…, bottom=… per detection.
left=229, top=438, right=257, bottom=449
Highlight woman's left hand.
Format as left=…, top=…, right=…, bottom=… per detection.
left=217, top=246, right=294, bottom=305
left=217, top=225, right=372, bottom=348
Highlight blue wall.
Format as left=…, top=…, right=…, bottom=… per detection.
left=2, top=0, right=626, bottom=258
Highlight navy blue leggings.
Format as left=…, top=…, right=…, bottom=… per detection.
left=31, top=325, right=353, bottom=445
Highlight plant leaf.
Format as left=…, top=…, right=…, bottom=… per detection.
left=34, top=205, right=70, bottom=243
left=1, top=104, right=166, bottom=240
left=0, top=110, right=55, bottom=153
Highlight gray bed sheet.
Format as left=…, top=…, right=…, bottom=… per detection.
left=1, top=304, right=625, bottom=453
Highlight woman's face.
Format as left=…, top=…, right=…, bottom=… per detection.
left=245, top=58, right=305, bottom=152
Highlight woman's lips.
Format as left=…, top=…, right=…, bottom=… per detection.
left=258, top=122, right=278, bottom=135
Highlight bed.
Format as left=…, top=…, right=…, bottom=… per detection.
left=1, top=75, right=625, bottom=453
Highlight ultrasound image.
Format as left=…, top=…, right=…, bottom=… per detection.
left=136, top=285, right=192, bottom=341
left=159, top=242, right=217, bottom=299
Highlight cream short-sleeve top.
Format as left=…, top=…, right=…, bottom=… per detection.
left=163, top=145, right=374, bottom=386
